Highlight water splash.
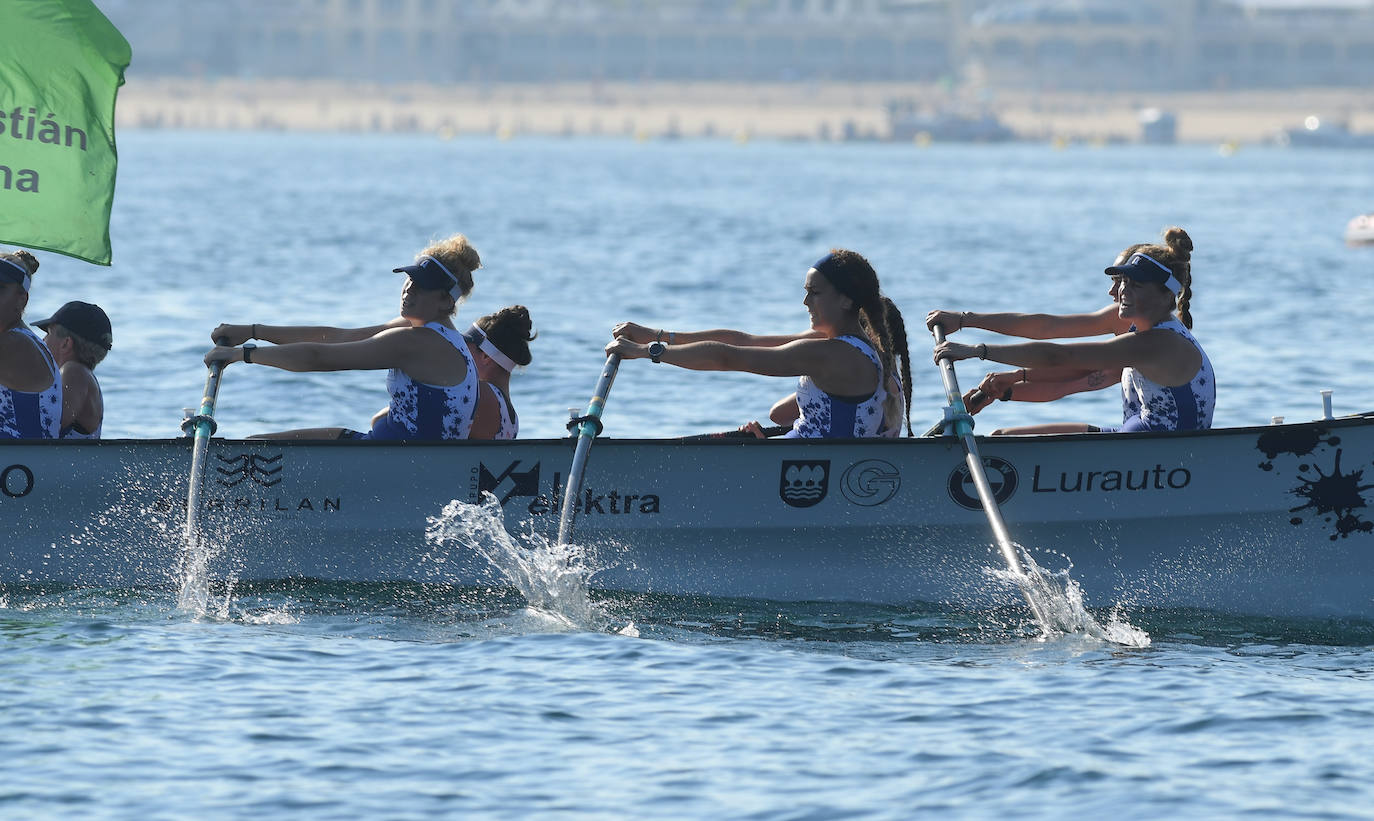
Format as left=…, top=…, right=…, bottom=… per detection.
left=990, top=545, right=1151, bottom=647
left=425, top=493, right=630, bottom=634
left=176, top=534, right=212, bottom=615
left=175, top=527, right=242, bottom=620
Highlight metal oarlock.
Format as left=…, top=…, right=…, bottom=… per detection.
left=942, top=404, right=975, bottom=437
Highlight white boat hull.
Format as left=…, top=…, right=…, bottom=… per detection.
left=4, top=416, right=1373, bottom=619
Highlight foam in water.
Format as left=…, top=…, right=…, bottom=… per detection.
left=425, top=493, right=636, bottom=635
left=989, top=544, right=1151, bottom=647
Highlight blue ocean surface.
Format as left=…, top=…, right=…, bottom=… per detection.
left=5, top=133, right=1374, bottom=819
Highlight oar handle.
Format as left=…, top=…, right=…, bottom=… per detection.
left=185, top=337, right=230, bottom=505
left=183, top=338, right=229, bottom=434
left=931, top=324, right=975, bottom=438
left=681, top=424, right=790, bottom=441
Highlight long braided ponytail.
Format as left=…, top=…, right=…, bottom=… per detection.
left=816, top=249, right=913, bottom=436
left=1132, top=227, right=1194, bottom=328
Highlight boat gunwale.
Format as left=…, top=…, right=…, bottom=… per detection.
left=3, top=411, right=1371, bottom=448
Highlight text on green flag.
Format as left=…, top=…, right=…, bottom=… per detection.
left=0, top=0, right=131, bottom=265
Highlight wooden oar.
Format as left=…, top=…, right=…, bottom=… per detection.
left=556, top=354, right=622, bottom=546
left=176, top=342, right=228, bottom=609
left=931, top=325, right=1051, bottom=630
left=681, top=424, right=790, bottom=441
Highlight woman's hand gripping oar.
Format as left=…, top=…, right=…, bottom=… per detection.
left=930, top=323, right=1052, bottom=632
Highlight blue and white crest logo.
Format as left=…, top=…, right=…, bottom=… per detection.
left=780, top=460, right=830, bottom=508
left=841, top=459, right=901, bottom=506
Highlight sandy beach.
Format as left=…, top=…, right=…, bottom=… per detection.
left=116, top=78, right=1374, bottom=145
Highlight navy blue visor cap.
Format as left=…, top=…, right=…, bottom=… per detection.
left=0, top=257, right=31, bottom=292
left=393, top=255, right=465, bottom=298
left=1103, top=252, right=1182, bottom=296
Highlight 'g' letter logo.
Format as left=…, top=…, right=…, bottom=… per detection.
left=841, top=459, right=900, bottom=506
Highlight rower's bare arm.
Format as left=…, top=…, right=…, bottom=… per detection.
left=769, top=393, right=800, bottom=426
left=468, top=384, right=502, bottom=440
left=212, top=319, right=404, bottom=346
left=979, top=331, right=1196, bottom=384
left=612, top=320, right=819, bottom=347
left=660, top=339, right=878, bottom=397
left=58, top=362, right=94, bottom=427
left=0, top=334, right=53, bottom=392
left=928, top=305, right=1125, bottom=339
left=242, top=327, right=432, bottom=374
left=1011, top=370, right=1116, bottom=402
left=707, top=329, right=822, bottom=347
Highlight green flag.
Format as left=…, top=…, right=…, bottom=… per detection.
left=0, top=0, right=131, bottom=266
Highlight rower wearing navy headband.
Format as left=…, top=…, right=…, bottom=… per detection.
left=929, top=226, right=1213, bottom=434
left=205, top=233, right=483, bottom=440
left=0, top=250, right=62, bottom=439
left=608, top=249, right=914, bottom=439
left=463, top=305, right=536, bottom=440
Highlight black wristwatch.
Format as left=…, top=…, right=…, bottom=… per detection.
left=647, top=340, right=666, bottom=363
left=241, top=343, right=257, bottom=364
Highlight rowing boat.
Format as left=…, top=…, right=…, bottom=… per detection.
left=4, top=414, right=1373, bottom=619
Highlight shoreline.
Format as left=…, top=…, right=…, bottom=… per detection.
left=116, top=79, right=1374, bottom=145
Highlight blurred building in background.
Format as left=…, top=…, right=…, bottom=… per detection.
left=99, top=0, right=1374, bottom=90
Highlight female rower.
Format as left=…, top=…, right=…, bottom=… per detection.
left=929, top=227, right=1212, bottom=434
left=607, top=249, right=913, bottom=438
left=925, top=242, right=1145, bottom=419
left=205, top=234, right=482, bottom=440
left=36, top=301, right=113, bottom=439
left=464, top=305, right=536, bottom=440
left=0, top=250, right=61, bottom=439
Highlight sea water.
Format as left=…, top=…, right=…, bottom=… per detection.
left=3, top=133, right=1374, bottom=819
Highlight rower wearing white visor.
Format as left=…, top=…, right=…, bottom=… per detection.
left=0, top=250, right=61, bottom=439
left=205, top=233, right=482, bottom=440
left=462, top=306, right=536, bottom=440
left=929, top=226, right=1214, bottom=434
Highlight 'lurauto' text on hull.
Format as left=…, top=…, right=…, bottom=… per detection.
left=1031, top=464, right=1191, bottom=493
